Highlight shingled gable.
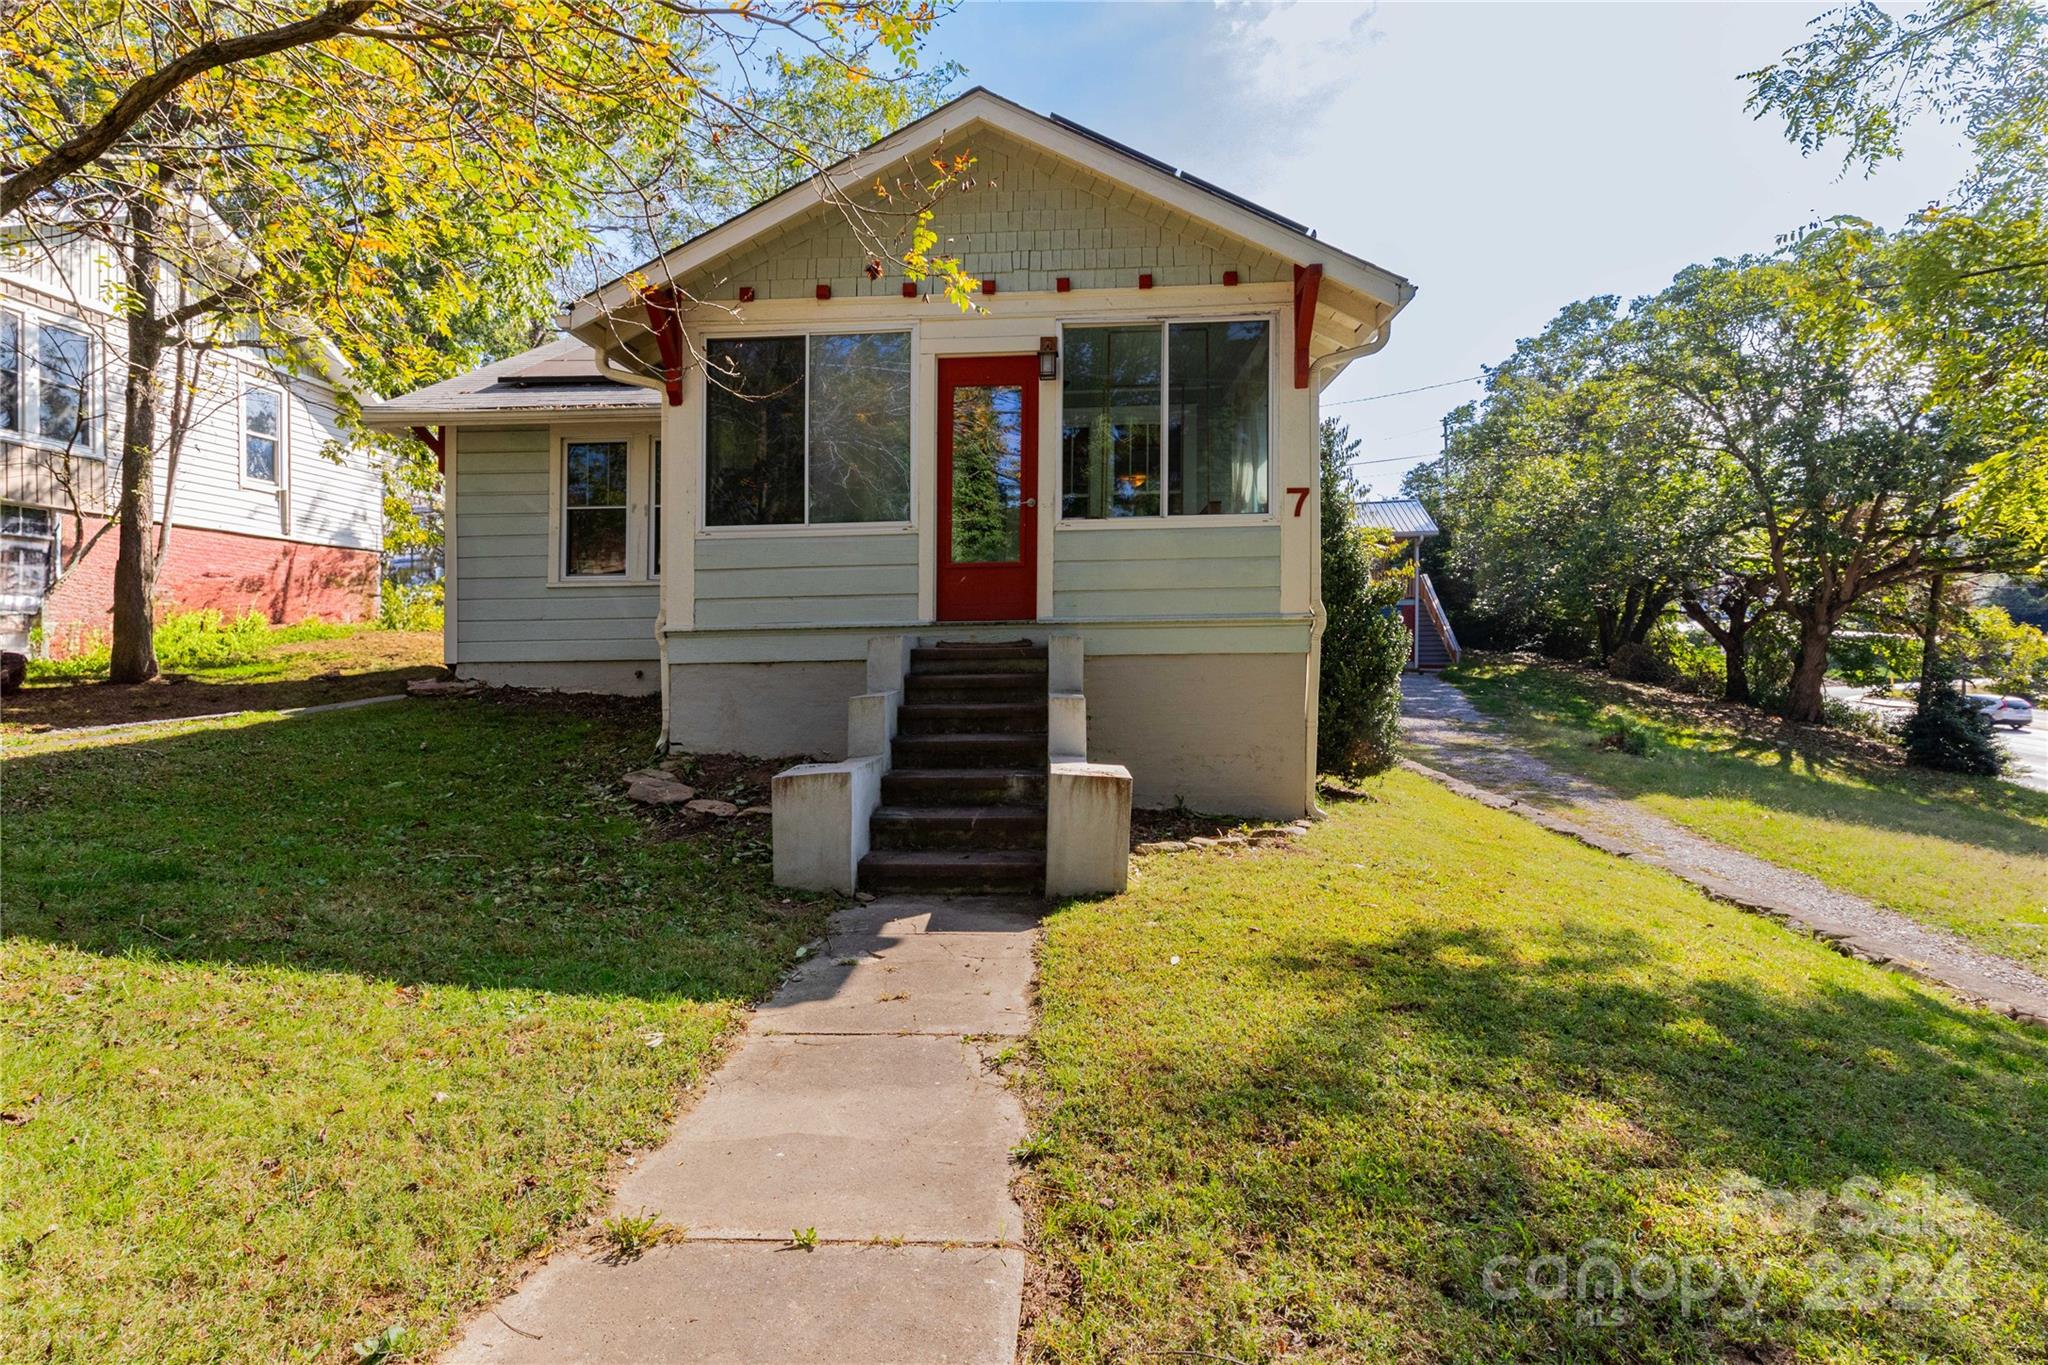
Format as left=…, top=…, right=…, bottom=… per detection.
left=566, top=87, right=1414, bottom=382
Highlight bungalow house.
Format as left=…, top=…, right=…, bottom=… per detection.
left=366, top=88, right=1414, bottom=888
left=0, top=228, right=383, bottom=654
left=1355, top=497, right=1461, bottom=671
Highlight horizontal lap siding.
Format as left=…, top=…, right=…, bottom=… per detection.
left=694, top=533, right=917, bottom=628
left=1052, top=525, right=1281, bottom=619
left=454, top=426, right=659, bottom=663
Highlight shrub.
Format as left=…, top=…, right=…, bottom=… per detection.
left=1595, top=709, right=1654, bottom=755
left=1606, top=640, right=1668, bottom=684
left=1820, top=696, right=1890, bottom=739
left=1651, top=623, right=1723, bottom=697
left=378, top=580, right=445, bottom=633
left=1318, top=420, right=1410, bottom=779
left=1828, top=631, right=1921, bottom=687
left=1900, top=683, right=2006, bottom=776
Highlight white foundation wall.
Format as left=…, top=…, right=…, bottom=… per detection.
left=665, top=660, right=867, bottom=758
left=664, top=637, right=1312, bottom=818
left=1082, top=653, right=1313, bottom=819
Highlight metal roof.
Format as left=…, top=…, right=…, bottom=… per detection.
left=361, top=338, right=657, bottom=428
left=1354, top=498, right=1440, bottom=538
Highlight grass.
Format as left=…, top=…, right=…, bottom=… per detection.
left=0, top=694, right=828, bottom=1362
left=1022, top=770, right=2048, bottom=1362
left=1444, top=656, right=2048, bottom=976
left=4, top=620, right=442, bottom=736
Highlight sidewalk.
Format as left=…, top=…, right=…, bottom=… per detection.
left=443, top=896, right=1038, bottom=1363
left=1400, top=674, right=2048, bottom=1028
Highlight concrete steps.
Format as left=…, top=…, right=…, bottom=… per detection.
left=860, top=642, right=1050, bottom=896
left=856, top=849, right=1046, bottom=894
left=870, top=805, right=1047, bottom=851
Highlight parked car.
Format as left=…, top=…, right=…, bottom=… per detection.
left=1970, top=694, right=2035, bottom=729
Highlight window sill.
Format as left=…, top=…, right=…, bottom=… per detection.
left=1053, top=514, right=1279, bottom=531
left=696, top=522, right=915, bottom=540
left=547, top=574, right=657, bottom=589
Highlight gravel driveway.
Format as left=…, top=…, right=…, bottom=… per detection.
left=1400, top=674, right=2048, bottom=1027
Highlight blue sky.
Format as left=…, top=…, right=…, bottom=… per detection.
left=927, top=1, right=1973, bottom=493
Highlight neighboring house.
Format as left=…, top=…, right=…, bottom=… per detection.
left=1355, top=497, right=1461, bottom=672
left=0, top=229, right=383, bottom=655
left=367, top=88, right=1414, bottom=823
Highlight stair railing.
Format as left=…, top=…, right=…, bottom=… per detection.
left=1418, top=572, right=1461, bottom=665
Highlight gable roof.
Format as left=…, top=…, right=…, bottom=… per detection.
left=1354, top=498, right=1440, bottom=539
left=567, top=88, right=1413, bottom=338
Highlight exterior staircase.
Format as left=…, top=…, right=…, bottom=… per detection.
left=857, top=641, right=1049, bottom=894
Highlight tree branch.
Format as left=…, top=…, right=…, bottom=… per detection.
left=0, top=1, right=378, bottom=217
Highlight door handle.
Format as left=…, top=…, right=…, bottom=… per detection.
left=1023, top=498, right=1037, bottom=508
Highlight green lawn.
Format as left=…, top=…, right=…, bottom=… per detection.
left=1023, top=771, right=2048, bottom=1362
left=0, top=696, right=824, bottom=1363
left=5, top=622, right=443, bottom=737
left=1443, top=657, right=2048, bottom=976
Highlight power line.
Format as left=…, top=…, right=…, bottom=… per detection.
left=1323, top=373, right=1485, bottom=407
left=1346, top=451, right=1441, bottom=469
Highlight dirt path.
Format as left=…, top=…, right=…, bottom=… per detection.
left=1400, top=674, right=2048, bottom=1028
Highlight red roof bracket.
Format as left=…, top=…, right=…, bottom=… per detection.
left=641, top=285, right=686, bottom=406
left=409, top=425, right=446, bottom=473
left=1292, top=263, right=1323, bottom=390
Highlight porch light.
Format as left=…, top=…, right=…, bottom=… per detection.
left=1038, top=335, right=1059, bottom=380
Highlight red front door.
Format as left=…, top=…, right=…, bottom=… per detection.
left=937, top=356, right=1038, bottom=622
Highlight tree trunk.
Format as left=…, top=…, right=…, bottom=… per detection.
left=1595, top=606, right=1616, bottom=664
left=1784, top=610, right=1832, bottom=723
left=109, top=193, right=162, bottom=685
left=1721, top=614, right=1752, bottom=705
left=1917, top=571, right=1944, bottom=696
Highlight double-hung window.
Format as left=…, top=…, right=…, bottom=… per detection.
left=242, top=385, right=284, bottom=485
left=1061, top=320, right=1270, bottom=519
left=33, top=320, right=94, bottom=450
left=704, top=331, right=912, bottom=528
left=563, top=439, right=630, bottom=577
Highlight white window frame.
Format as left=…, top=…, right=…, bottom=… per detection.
left=0, top=307, right=20, bottom=437
left=237, top=381, right=287, bottom=490
left=697, top=324, right=918, bottom=538
left=649, top=437, right=662, bottom=578
left=15, top=312, right=103, bottom=459
left=548, top=426, right=655, bottom=587
left=1053, top=312, right=1280, bottom=530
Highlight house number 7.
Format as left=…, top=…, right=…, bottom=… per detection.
left=1287, top=486, right=1311, bottom=517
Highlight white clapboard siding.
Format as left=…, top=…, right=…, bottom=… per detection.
left=1052, top=524, right=1281, bottom=619
left=693, top=532, right=918, bottom=628
left=454, top=426, right=659, bottom=663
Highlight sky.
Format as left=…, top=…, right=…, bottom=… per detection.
left=926, top=1, right=1975, bottom=494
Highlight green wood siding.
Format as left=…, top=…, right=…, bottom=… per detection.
left=693, top=532, right=918, bottom=628
left=1052, top=524, right=1281, bottom=619
left=453, top=426, right=659, bottom=664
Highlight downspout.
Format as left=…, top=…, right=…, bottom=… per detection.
left=1302, top=318, right=1395, bottom=813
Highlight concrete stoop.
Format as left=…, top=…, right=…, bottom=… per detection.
left=441, top=896, right=1037, bottom=1365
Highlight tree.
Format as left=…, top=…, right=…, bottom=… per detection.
left=1633, top=243, right=2047, bottom=721
left=1746, top=0, right=2048, bottom=211
left=1428, top=298, right=1740, bottom=669
left=3, top=0, right=971, bottom=681
left=1318, top=419, right=1410, bottom=779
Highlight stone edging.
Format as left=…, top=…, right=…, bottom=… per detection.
left=1399, top=758, right=2048, bottom=1032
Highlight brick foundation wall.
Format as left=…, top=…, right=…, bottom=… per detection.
left=39, top=517, right=380, bottom=658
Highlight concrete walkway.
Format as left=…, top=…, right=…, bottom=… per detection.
left=444, top=896, right=1037, bottom=1364
left=1400, top=674, right=2048, bottom=1028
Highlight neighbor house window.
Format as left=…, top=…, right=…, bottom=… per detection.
left=704, top=331, right=912, bottom=527
left=1061, top=320, right=1270, bottom=518
left=34, top=321, right=92, bottom=448
left=242, top=385, right=283, bottom=484
left=563, top=439, right=629, bottom=576
left=0, top=311, right=19, bottom=433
